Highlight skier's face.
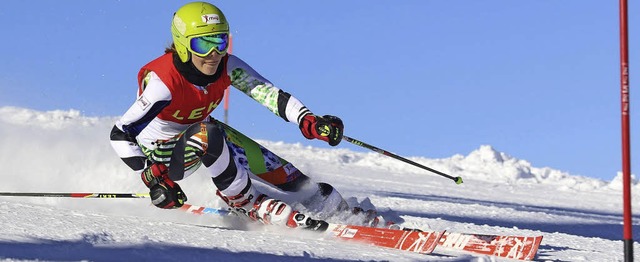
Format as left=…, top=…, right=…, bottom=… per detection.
left=191, top=51, right=224, bottom=75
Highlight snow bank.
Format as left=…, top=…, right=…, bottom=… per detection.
left=0, top=106, right=625, bottom=193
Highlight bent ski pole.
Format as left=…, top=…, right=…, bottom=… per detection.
left=342, top=135, right=463, bottom=184
left=0, top=192, right=150, bottom=198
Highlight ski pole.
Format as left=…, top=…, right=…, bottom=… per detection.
left=0, top=191, right=231, bottom=216
left=342, top=135, right=463, bottom=185
left=0, top=192, right=150, bottom=198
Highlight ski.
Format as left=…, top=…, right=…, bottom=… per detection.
left=178, top=203, right=541, bottom=258
left=437, top=232, right=543, bottom=260
left=179, top=203, right=230, bottom=215
left=179, top=203, right=443, bottom=254
left=326, top=224, right=445, bottom=254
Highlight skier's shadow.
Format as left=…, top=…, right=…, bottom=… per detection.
left=535, top=244, right=578, bottom=262
left=0, top=238, right=359, bottom=262
left=372, top=190, right=640, bottom=241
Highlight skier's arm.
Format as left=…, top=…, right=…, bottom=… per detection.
left=226, top=55, right=311, bottom=125
left=109, top=72, right=172, bottom=171
left=226, top=55, right=344, bottom=146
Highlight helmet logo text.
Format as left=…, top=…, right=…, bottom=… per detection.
left=202, top=14, right=220, bottom=24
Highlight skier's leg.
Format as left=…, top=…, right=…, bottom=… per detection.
left=222, top=129, right=383, bottom=227
left=217, top=120, right=349, bottom=214
left=182, top=121, right=326, bottom=229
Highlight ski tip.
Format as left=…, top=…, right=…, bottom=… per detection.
left=454, top=176, right=463, bottom=185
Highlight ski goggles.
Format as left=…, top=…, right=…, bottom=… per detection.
left=188, top=33, right=229, bottom=57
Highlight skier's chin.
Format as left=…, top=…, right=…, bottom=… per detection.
left=201, top=63, right=219, bottom=75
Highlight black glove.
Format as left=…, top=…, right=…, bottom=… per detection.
left=141, top=163, right=187, bottom=209
left=299, top=114, right=344, bottom=146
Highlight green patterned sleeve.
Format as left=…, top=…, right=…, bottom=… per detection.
left=227, top=55, right=311, bottom=123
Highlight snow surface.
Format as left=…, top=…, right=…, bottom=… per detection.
left=0, top=106, right=638, bottom=261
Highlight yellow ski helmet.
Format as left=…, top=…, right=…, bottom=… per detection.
left=171, top=2, right=230, bottom=62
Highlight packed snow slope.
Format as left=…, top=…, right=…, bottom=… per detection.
left=0, top=106, right=638, bottom=261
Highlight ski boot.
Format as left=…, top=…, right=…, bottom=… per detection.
left=217, top=185, right=328, bottom=231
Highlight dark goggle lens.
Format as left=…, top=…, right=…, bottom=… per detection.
left=190, top=33, right=229, bottom=56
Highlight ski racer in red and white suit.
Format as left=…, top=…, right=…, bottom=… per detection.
left=110, top=2, right=350, bottom=230
left=109, top=51, right=347, bottom=229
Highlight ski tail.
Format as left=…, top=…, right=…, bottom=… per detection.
left=438, top=232, right=543, bottom=260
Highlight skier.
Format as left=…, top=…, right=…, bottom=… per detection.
left=109, top=2, right=349, bottom=230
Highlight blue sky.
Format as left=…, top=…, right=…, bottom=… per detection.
left=0, top=1, right=637, bottom=181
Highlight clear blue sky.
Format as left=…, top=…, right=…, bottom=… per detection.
left=0, top=1, right=637, bottom=181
